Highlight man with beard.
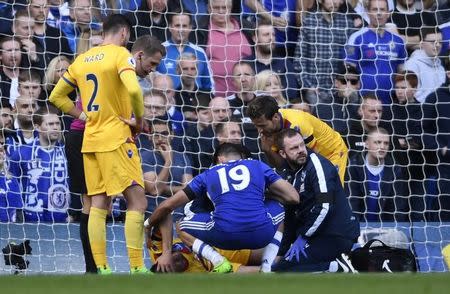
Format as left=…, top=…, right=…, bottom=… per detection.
left=273, top=128, right=359, bottom=272
left=243, top=20, right=299, bottom=101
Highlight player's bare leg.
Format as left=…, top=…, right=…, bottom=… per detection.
left=176, top=222, right=232, bottom=273
left=88, top=193, right=111, bottom=274
left=123, top=184, right=148, bottom=273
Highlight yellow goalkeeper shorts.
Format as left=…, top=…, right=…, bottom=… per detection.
left=83, top=142, right=144, bottom=196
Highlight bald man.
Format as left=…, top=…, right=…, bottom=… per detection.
left=209, top=97, right=232, bottom=126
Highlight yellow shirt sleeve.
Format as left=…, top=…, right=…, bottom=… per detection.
left=48, top=71, right=76, bottom=113
left=117, top=48, right=144, bottom=118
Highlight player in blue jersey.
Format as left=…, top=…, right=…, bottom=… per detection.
left=9, top=106, right=70, bottom=222
left=344, top=0, right=407, bottom=104
left=145, top=143, right=299, bottom=273
left=273, top=128, right=360, bottom=272
left=0, top=144, right=22, bottom=222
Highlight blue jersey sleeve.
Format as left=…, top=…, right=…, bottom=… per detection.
left=260, top=162, right=282, bottom=188
left=343, top=32, right=361, bottom=64
left=186, top=172, right=208, bottom=199
left=141, top=150, right=157, bottom=174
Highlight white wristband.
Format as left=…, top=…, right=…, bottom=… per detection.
left=78, top=112, right=88, bottom=122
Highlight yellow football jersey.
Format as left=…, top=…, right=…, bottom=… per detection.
left=62, top=44, right=138, bottom=153
left=276, top=108, right=347, bottom=159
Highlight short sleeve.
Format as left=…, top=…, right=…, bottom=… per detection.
left=187, top=172, right=208, bottom=198
left=344, top=32, right=361, bottom=63
left=260, top=162, right=281, bottom=188
left=117, top=47, right=136, bottom=76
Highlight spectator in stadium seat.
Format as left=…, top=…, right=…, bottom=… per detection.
left=0, top=0, right=27, bottom=35
left=405, top=27, right=446, bottom=103
left=125, top=0, right=169, bottom=44
left=0, top=144, right=23, bottom=223
left=44, top=56, right=71, bottom=98
left=315, top=63, right=361, bottom=137
left=228, top=61, right=262, bottom=158
left=344, top=0, right=407, bottom=105
left=391, top=71, right=430, bottom=221
left=11, top=9, right=46, bottom=76
left=0, top=105, right=16, bottom=157
left=273, top=128, right=359, bottom=272
left=0, top=37, right=22, bottom=108
left=9, top=106, right=70, bottom=222
left=140, top=118, right=193, bottom=220
left=46, top=0, right=71, bottom=29
left=215, top=120, right=243, bottom=145
left=60, top=0, right=102, bottom=54
left=243, top=21, right=300, bottom=101
left=141, top=89, right=182, bottom=152
left=209, top=96, right=232, bottom=126
left=11, top=95, right=39, bottom=147
left=183, top=95, right=215, bottom=174
left=255, top=70, right=287, bottom=106
left=346, top=93, right=387, bottom=158
left=421, top=81, right=450, bottom=221
left=157, top=10, right=214, bottom=92
left=294, top=0, right=356, bottom=99
left=243, top=0, right=313, bottom=57
left=346, top=128, right=409, bottom=222
left=174, top=53, right=199, bottom=121
left=196, top=0, right=254, bottom=97
left=29, top=0, right=73, bottom=64
left=18, top=69, right=45, bottom=106
left=151, top=73, right=186, bottom=137
left=390, top=0, right=436, bottom=51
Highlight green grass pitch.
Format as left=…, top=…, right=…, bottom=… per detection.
left=1, top=274, right=449, bottom=294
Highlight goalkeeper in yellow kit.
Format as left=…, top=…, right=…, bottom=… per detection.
left=49, top=14, right=165, bottom=274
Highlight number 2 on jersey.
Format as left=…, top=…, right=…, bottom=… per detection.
left=217, top=165, right=251, bottom=194
left=86, top=73, right=99, bottom=112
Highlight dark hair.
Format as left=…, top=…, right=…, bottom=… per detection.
left=246, top=95, right=279, bottom=120
left=394, top=71, right=418, bottom=89
left=276, top=128, right=302, bottom=151
left=168, top=8, right=192, bottom=26
left=420, top=26, right=441, bottom=41
left=213, top=143, right=245, bottom=163
left=102, top=14, right=131, bottom=35
left=132, top=35, right=166, bottom=57
left=335, top=62, right=360, bottom=78
left=195, top=92, right=213, bottom=110
left=19, top=69, right=41, bottom=84
left=0, top=36, right=19, bottom=49
left=33, top=105, right=59, bottom=126
left=232, top=60, right=254, bottom=73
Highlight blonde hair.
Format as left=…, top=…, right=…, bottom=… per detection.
left=44, top=55, right=72, bottom=91
left=76, top=29, right=103, bottom=56
left=255, top=70, right=287, bottom=106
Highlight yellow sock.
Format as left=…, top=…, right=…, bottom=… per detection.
left=125, top=211, right=144, bottom=269
left=88, top=207, right=108, bottom=269
left=442, top=244, right=450, bottom=269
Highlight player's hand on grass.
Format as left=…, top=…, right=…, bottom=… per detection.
left=155, top=252, right=174, bottom=273
left=285, top=235, right=308, bottom=262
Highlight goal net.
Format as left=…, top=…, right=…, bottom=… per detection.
left=1, top=0, right=449, bottom=273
